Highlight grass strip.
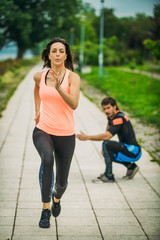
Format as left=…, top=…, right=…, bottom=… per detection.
left=80, top=66, right=160, bottom=128
left=0, top=57, right=39, bottom=117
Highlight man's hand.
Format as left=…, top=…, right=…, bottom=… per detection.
left=77, top=131, right=112, bottom=141
left=76, top=131, right=88, bottom=141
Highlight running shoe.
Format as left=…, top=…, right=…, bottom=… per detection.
left=39, top=209, right=51, bottom=228
left=51, top=193, right=61, bottom=217
left=92, top=173, right=115, bottom=183
left=123, top=164, right=139, bottom=179
left=97, top=173, right=106, bottom=179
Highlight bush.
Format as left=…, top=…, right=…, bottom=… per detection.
left=129, top=60, right=137, bottom=70
left=123, top=49, right=143, bottom=65
left=0, top=57, right=39, bottom=117
left=0, top=59, right=19, bottom=75
left=103, top=48, right=121, bottom=66
left=71, top=45, right=80, bottom=64
left=84, top=41, right=99, bottom=65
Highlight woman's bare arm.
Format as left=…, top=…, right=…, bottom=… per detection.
left=33, top=72, right=42, bottom=124
left=52, top=70, right=80, bottom=110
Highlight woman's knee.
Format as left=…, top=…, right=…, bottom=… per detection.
left=54, top=183, right=68, bottom=199
left=42, top=151, right=53, bottom=167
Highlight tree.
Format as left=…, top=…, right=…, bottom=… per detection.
left=93, top=8, right=124, bottom=40
left=0, top=0, right=82, bottom=59
left=46, top=0, right=82, bottom=40
left=126, top=14, right=153, bottom=50
left=0, top=1, right=47, bottom=58
left=143, top=39, right=160, bottom=90
left=143, top=39, right=160, bottom=61
left=152, top=3, right=160, bottom=40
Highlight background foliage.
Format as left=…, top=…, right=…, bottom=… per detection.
left=0, top=1, right=159, bottom=64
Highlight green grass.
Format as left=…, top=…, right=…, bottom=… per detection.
left=0, top=57, right=39, bottom=117
left=80, top=66, right=160, bottom=128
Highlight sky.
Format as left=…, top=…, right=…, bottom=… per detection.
left=82, top=0, right=159, bottom=17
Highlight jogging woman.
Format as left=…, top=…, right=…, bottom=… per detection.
left=32, top=37, right=80, bottom=228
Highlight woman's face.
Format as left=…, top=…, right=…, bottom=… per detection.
left=48, top=42, right=67, bottom=67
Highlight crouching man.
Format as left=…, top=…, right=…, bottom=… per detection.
left=76, top=97, right=142, bottom=183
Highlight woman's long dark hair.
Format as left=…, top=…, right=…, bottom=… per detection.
left=41, top=37, right=74, bottom=71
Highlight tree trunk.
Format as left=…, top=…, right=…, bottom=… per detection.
left=150, top=58, right=154, bottom=92
left=17, top=47, right=26, bottom=59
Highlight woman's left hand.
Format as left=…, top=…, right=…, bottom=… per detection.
left=50, top=69, right=61, bottom=90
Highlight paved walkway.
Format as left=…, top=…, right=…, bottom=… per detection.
left=0, top=65, right=160, bottom=240
left=120, top=68, right=160, bottom=80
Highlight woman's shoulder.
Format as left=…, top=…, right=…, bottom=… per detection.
left=68, top=70, right=80, bottom=82
left=33, top=70, right=49, bottom=85
left=33, top=71, right=43, bottom=81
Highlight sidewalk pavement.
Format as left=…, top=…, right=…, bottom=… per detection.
left=0, top=65, right=160, bottom=240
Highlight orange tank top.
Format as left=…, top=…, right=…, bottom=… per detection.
left=36, top=69, right=75, bottom=136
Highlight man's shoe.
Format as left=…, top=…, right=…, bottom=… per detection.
left=51, top=193, right=61, bottom=218
left=93, top=173, right=115, bottom=183
left=123, top=164, right=139, bottom=179
left=39, top=209, right=51, bottom=228
left=97, top=173, right=105, bottom=179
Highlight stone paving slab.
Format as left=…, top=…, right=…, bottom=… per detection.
left=100, top=224, right=145, bottom=235
left=59, top=237, right=102, bottom=240
left=97, top=216, right=139, bottom=225
left=91, top=200, right=129, bottom=209
left=13, top=237, right=57, bottom=240
left=0, top=65, right=160, bottom=240
left=13, top=216, right=39, bottom=226
left=0, top=208, right=15, bottom=217
left=0, top=226, right=13, bottom=239
left=128, top=201, right=160, bottom=209
left=142, top=225, right=160, bottom=236
left=0, top=216, right=14, bottom=225
left=93, top=209, right=134, bottom=217
left=14, top=225, right=56, bottom=236
left=148, top=237, right=160, bottom=240
left=138, top=217, right=160, bottom=225
left=57, top=216, right=96, bottom=225
left=0, top=202, right=16, bottom=209
left=103, top=237, right=148, bottom=240
left=58, top=225, right=101, bottom=236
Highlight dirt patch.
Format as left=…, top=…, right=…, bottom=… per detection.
left=80, top=78, right=160, bottom=164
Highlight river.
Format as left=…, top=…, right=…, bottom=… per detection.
left=0, top=43, right=33, bottom=60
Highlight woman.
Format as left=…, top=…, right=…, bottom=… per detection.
left=32, top=37, right=80, bottom=228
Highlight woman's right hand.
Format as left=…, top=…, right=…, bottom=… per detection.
left=34, top=113, right=40, bottom=125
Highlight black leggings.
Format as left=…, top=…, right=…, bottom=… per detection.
left=32, top=127, right=75, bottom=203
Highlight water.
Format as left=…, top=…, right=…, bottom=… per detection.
left=0, top=43, right=33, bottom=60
